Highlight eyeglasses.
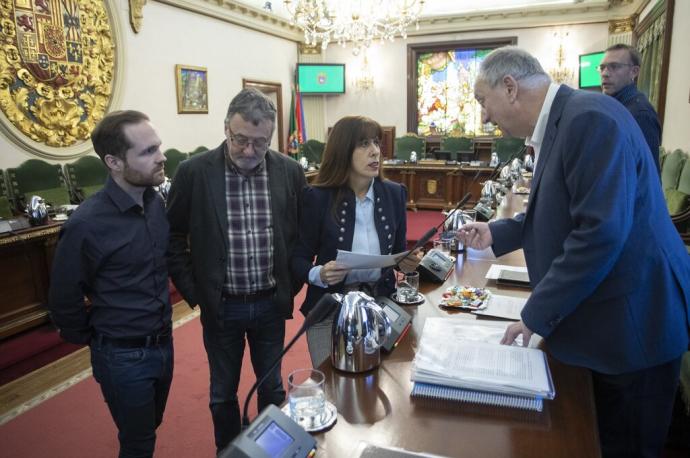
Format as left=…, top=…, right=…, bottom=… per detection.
left=227, top=127, right=270, bottom=151
left=356, top=138, right=381, bottom=149
left=597, top=62, right=634, bottom=73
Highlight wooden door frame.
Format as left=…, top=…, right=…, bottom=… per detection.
left=242, top=79, right=285, bottom=153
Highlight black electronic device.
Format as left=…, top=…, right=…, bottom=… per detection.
left=219, top=404, right=316, bottom=458
left=0, top=217, right=31, bottom=234
left=473, top=201, right=495, bottom=221
left=496, top=269, right=531, bottom=289
left=375, top=296, right=412, bottom=353
left=417, top=248, right=455, bottom=283
left=434, top=150, right=451, bottom=161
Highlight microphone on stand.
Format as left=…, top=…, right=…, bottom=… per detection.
left=385, top=192, right=472, bottom=270
left=487, top=145, right=528, bottom=182
left=241, top=293, right=340, bottom=429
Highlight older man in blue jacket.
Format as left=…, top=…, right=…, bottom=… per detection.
left=459, top=46, right=689, bottom=458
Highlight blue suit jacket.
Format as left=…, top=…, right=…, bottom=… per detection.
left=490, top=85, right=690, bottom=374
left=291, top=178, right=408, bottom=315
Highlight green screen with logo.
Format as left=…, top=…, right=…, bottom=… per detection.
left=297, top=64, right=345, bottom=94
left=579, top=52, right=604, bottom=89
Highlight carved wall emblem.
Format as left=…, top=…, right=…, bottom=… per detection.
left=426, top=179, right=438, bottom=195
left=0, top=0, right=115, bottom=148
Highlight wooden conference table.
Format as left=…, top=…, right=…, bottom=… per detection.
left=313, top=193, right=601, bottom=458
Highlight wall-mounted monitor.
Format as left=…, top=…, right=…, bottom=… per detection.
left=297, top=63, right=346, bottom=94
left=579, top=51, right=605, bottom=89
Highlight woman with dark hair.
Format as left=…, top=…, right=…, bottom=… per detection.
left=291, top=115, right=422, bottom=366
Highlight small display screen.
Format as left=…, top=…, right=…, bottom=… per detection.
left=383, top=305, right=400, bottom=322
left=297, top=64, right=346, bottom=94
left=255, top=421, right=294, bottom=456
left=579, top=51, right=605, bottom=89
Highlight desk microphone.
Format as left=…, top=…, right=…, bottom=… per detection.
left=487, top=145, right=528, bottom=182
left=241, top=293, right=339, bottom=428
left=380, top=192, right=472, bottom=278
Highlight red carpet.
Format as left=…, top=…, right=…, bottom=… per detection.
left=0, top=213, right=433, bottom=456
left=405, top=210, right=445, bottom=248
left=0, top=298, right=308, bottom=457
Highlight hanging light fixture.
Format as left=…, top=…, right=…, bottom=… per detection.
left=355, top=52, right=374, bottom=90
left=548, top=31, right=574, bottom=84
left=284, top=0, right=426, bottom=55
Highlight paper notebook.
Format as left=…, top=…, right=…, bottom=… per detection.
left=410, top=318, right=555, bottom=412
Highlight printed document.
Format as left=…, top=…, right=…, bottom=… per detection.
left=412, top=318, right=553, bottom=398
left=472, top=294, right=527, bottom=320
left=335, top=249, right=410, bottom=269
left=485, top=264, right=529, bottom=280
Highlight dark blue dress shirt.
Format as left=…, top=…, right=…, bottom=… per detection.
left=48, top=176, right=171, bottom=344
left=612, top=83, right=662, bottom=173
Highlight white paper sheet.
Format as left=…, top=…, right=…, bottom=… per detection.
left=472, top=294, right=527, bottom=321
left=485, top=264, right=529, bottom=280
left=335, top=249, right=410, bottom=269
left=412, top=318, right=552, bottom=397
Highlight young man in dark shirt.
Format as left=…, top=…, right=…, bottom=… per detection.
left=49, top=110, right=172, bottom=458
left=600, top=43, right=662, bottom=173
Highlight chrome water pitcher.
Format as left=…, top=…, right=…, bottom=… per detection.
left=331, top=292, right=391, bottom=373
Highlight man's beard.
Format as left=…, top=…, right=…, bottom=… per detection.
left=122, top=162, right=164, bottom=187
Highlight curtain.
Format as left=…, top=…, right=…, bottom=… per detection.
left=637, top=11, right=666, bottom=111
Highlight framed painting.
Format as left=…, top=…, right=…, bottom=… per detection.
left=175, top=65, right=208, bottom=113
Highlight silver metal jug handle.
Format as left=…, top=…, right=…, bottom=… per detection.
left=363, top=303, right=391, bottom=349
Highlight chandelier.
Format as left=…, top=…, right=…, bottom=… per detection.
left=548, top=32, right=574, bottom=84
left=284, top=0, right=426, bottom=54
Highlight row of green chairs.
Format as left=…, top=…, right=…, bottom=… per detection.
left=392, top=134, right=525, bottom=163
left=0, top=158, right=102, bottom=215
left=0, top=145, right=209, bottom=216
left=163, top=146, right=208, bottom=179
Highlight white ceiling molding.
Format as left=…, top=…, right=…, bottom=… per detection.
left=154, top=0, right=643, bottom=43
left=154, top=0, right=304, bottom=41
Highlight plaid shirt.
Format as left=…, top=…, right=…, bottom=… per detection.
left=223, top=152, right=275, bottom=294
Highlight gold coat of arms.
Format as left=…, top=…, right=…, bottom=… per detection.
left=0, top=0, right=115, bottom=148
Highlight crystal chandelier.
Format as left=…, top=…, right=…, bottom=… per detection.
left=284, top=0, right=426, bottom=54
left=548, top=32, right=573, bottom=84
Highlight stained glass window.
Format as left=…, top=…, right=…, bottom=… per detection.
left=416, top=48, right=495, bottom=137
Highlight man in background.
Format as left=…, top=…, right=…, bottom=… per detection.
left=166, top=88, right=306, bottom=452
left=49, top=110, right=173, bottom=458
left=459, top=46, right=689, bottom=458
left=600, top=43, right=661, bottom=172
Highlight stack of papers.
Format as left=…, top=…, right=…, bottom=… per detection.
left=411, top=318, right=554, bottom=411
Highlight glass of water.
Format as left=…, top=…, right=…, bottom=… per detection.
left=288, top=368, right=326, bottom=428
left=396, top=271, right=420, bottom=303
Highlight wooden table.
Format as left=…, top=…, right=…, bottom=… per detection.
left=0, top=221, right=61, bottom=338
left=313, top=193, right=601, bottom=458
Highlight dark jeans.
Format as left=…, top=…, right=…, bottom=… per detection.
left=593, top=356, right=682, bottom=458
left=90, top=339, right=174, bottom=458
left=202, top=298, right=286, bottom=452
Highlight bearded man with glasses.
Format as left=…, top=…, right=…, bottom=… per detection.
left=166, top=88, right=306, bottom=452
left=600, top=43, right=661, bottom=173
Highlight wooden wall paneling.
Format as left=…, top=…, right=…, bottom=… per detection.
left=0, top=225, right=60, bottom=338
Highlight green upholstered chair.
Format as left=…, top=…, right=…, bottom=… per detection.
left=440, top=136, right=473, bottom=161
left=660, top=149, right=690, bottom=246
left=189, top=146, right=208, bottom=157
left=661, top=149, right=686, bottom=191
left=493, top=137, right=525, bottom=162
left=163, top=148, right=189, bottom=180
left=0, top=169, right=13, bottom=218
left=65, top=155, right=108, bottom=203
left=300, top=139, right=325, bottom=165
left=6, top=159, right=71, bottom=211
left=394, top=134, right=426, bottom=161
